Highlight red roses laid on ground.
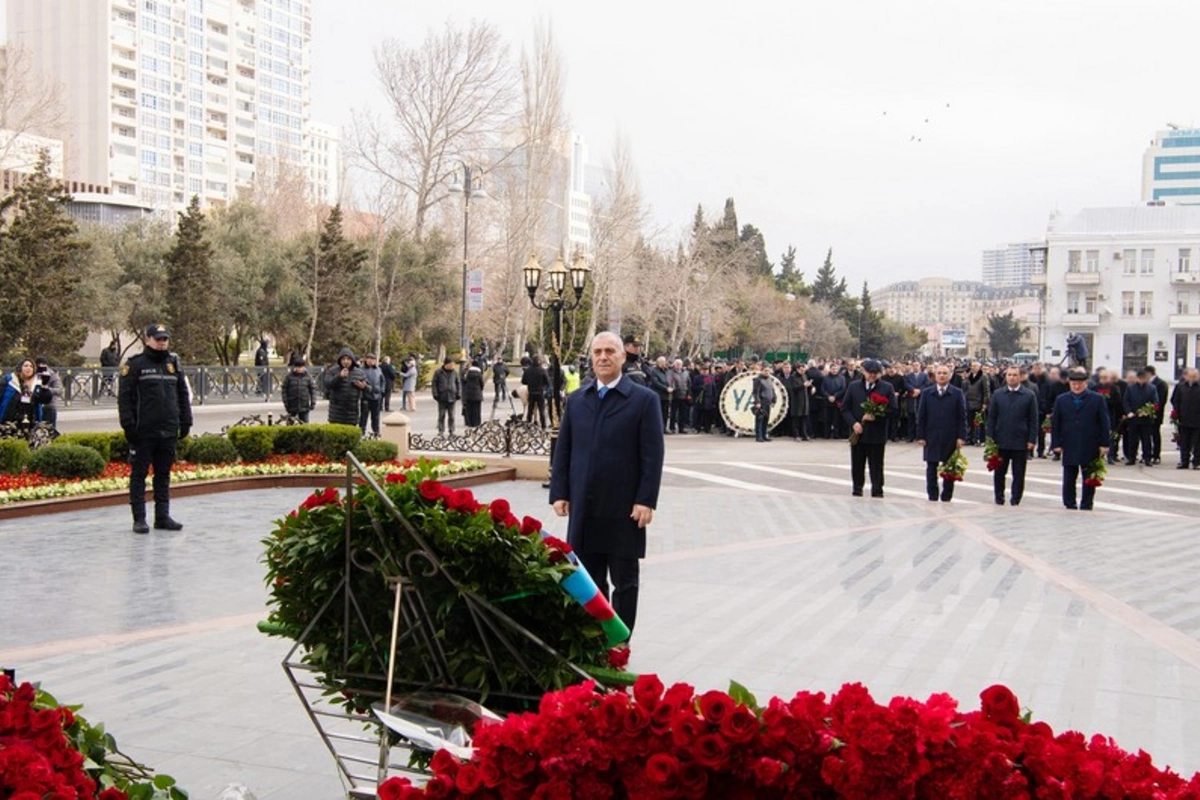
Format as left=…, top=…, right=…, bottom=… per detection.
left=377, top=677, right=1200, bottom=799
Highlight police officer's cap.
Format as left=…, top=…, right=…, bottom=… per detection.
left=145, top=323, right=170, bottom=339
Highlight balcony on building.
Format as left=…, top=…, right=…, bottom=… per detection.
left=1169, top=266, right=1200, bottom=285
left=1169, top=314, right=1200, bottom=330
left=1060, top=311, right=1101, bottom=326
left=1064, top=270, right=1101, bottom=285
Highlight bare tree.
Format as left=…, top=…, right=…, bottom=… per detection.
left=587, top=131, right=648, bottom=343
left=0, top=46, right=68, bottom=173
left=357, top=20, right=517, bottom=240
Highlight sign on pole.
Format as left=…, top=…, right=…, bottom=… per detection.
left=941, top=329, right=967, bottom=350
left=467, top=269, right=484, bottom=311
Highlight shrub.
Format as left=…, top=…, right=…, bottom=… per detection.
left=351, top=439, right=398, bottom=463
left=174, top=434, right=192, bottom=462
left=109, top=430, right=130, bottom=462
left=273, top=423, right=361, bottom=460
left=29, top=444, right=106, bottom=479
left=417, top=359, right=437, bottom=390
left=53, top=432, right=112, bottom=462
left=185, top=434, right=239, bottom=464
left=227, top=425, right=279, bottom=462
left=0, top=439, right=31, bottom=473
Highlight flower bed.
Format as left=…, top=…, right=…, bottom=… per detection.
left=377, top=677, right=1200, bottom=799
left=0, top=673, right=185, bottom=799
left=0, top=454, right=487, bottom=505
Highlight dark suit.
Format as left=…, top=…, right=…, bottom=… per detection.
left=550, top=376, right=665, bottom=635
left=987, top=386, right=1040, bottom=505
left=1051, top=389, right=1112, bottom=510
left=1151, top=376, right=1169, bottom=460
left=915, top=384, right=967, bottom=501
left=841, top=379, right=898, bottom=496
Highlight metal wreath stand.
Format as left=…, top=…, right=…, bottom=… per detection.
left=281, top=454, right=603, bottom=797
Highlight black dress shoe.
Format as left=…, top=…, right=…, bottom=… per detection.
left=1178, top=463, right=1190, bottom=470
left=154, top=517, right=184, bottom=531
left=1079, top=505, right=1093, bottom=511
left=132, top=519, right=150, bottom=534
left=852, top=489, right=863, bottom=497
left=1010, top=499, right=1021, bottom=506
left=994, top=497, right=1005, bottom=505
left=928, top=496, right=938, bottom=502
left=871, top=490, right=884, bottom=498
left=1064, top=504, right=1077, bottom=510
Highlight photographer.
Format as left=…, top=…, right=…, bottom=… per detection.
left=33, top=357, right=63, bottom=430
left=0, top=358, right=52, bottom=426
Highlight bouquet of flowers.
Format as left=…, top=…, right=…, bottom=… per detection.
left=1083, top=455, right=1107, bottom=487
left=983, top=438, right=1003, bottom=472
left=973, top=410, right=985, bottom=427
left=1041, top=416, right=1051, bottom=433
left=938, top=448, right=968, bottom=482
left=1136, top=401, right=1157, bottom=419
left=1171, top=408, right=1180, bottom=443
left=1096, top=386, right=1111, bottom=397
left=861, top=392, right=890, bottom=421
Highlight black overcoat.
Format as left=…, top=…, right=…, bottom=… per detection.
left=915, top=384, right=967, bottom=463
left=1050, top=390, right=1111, bottom=466
left=841, top=379, right=898, bottom=445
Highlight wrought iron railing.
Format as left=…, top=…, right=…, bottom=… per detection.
left=408, top=415, right=550, bottom=457
left=53, top=365, right=329, bottom=407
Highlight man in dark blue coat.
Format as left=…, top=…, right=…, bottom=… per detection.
left=551, top=331, right=665, bottom=637
left=841, top=359, right=898, bottom=497
left=987, top=365, right=1040, bottom=506
left=916, top=364, right=967, bottom=502
left=1120, top=368, right=1159, bottom=466
left=1051, top=368, right=1111, bottom=510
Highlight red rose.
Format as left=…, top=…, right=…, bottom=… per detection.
left=447, top=488, right=479, bottom=514
left=692, top=732, right=730, bottom=768
left=376, top=778, right=411, bottom=800
left=751, top=756, right=784, bottom=787
left=430, top=748, right=461, bottom=777
left=633, top=674, right=665, bottom=709
left=719, top=705, right=760, bottom=744
left=504, top=513, right=521, bottom=529
left=423, top=774, right=455, bottom=799
left=418, top=479, right=444, bottom=501
left=662, top=682, right=696, bottom=710
left=607, top=644, right=631, bottom=669
left=646, top=752, right=681, bottom=787
left=980, top=684, right=1021, bottom=729
left=384, top=472, right=407, bottom=484
left=870, top=392, right=889, bottom=405
left=650, top=702, right=675, bottom=734
left=697, top=690, right=735, bottom=725
left=679, top=762, right=708, bottom=797
left=621, top=703, right=652, bottom=737
left=671, top=711, right=705, bottom=746
left=489, top=498, right=511, bottom=522
left=455, top=763, right=484, bottom=793
left=521, top=515, right=542, bottom=535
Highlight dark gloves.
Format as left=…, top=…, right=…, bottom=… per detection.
left=179, top=425, right=191, bottom=439
left=122, top=428, right=137, bottom=445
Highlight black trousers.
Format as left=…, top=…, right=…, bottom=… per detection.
left=526, top=394, right=547, bottom=427
left=1036, top=416, right=1048, bottom=456
left=358, top=397, right=381, bottom=436
left=669, top=397, right=689, bottom=432
left=851, top=441, right=886, bottom=493
left=578, top=550, right=640, bottom=636
left=925, top=461, right=955, bottom=501
left=383, top=380, right=395, bottom=411
left=1152, top=419, right=1164, bottom=460
left=1125, top=423, right=1153, bottom=463
left=995, top=449, right=1029, bottom=503
left=129, top=436, right=177, bottom=521
left=437, top=400, right=456, bottom=435
left=493, top=380, right=507, bottom=403
left=1062, top=463, right=1096, bottom=509
left=463, top=400, right=482, bottom=428
left=754, top=404, right=772, bottom=441
left=1180, top=426, right=1200, bottom=467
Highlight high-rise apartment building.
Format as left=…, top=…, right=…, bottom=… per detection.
left=981, top=240, right=1040, bottom=287
left=6, top=0, right=333, bottom=211
left=305, top=119, right=339, bottom=206
left=1142, top=126, right=1200, bottom=205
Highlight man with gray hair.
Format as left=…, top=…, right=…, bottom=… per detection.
left=551, top=331, right=664, bottom=641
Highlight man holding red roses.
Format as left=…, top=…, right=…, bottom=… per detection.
left=916, top=364, right=967, bottom=502
left=841, top=359, right=897, bottom=498
left=1051, top=368, right=1111, bottom=510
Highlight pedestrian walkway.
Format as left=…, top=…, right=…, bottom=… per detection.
left=4, top=467, right=1199, bottom=796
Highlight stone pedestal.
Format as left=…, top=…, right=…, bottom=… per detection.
left=381, top=412, right=411, bottom=459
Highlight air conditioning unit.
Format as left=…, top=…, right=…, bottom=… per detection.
left=1113, top=252, right=1122, bottom=259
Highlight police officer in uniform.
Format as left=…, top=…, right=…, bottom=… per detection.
left=118, top=323, right=193, bottom=534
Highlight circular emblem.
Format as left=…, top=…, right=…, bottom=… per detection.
left=119, top=364, right=129, bottom=377
left=718, top=372, right=790, bottom=436
left=166, top=362, right=175, bottom=374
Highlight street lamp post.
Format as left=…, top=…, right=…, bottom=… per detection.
left=447, top=164, right=488, bottom=359
left=856, top=302, right=864, bottom=358
left=523, top=252, right=590, bottom=428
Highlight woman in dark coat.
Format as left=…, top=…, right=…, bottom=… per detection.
left=461, top=361, right=485, bottom=429
left=788, top=362, right=810, bottom=440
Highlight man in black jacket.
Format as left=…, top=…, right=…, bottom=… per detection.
left=1145, top=365, right=1169, bottom=463
left=432, top=357, right=462, bottom=436
left=841, top=359, right=897, bottom=498
left=323, top=347, right=366, bottom=426
left=1121, top=369, right=1159, bottom=466
left=521, top=356, right=550, bottom=428
left=1045, top=366, right=1071, bottom=460
left=118, top=324, right=193, bottom=534
left=962, top=361, right=990, bottom=445
left=1171, top=368, right=1200, bottom=468
left=1028, top=363, right=1051, bottom=457
left=986, top=366, right=1040, bottom=505
left=379, top=356, right=397, bottom=412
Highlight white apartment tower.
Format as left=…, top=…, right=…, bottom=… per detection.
left=565, top=132, right=591, bottom=255
left=981, top=240, right=1040, bottom=287
left=305, top=119, right=339, bottom=206
left=6, top=0, right=329, bottom=211
left=1142, top=127, right=1200, bottom=205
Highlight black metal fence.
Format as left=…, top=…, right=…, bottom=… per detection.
left=55, top=365, right=329, bottom=407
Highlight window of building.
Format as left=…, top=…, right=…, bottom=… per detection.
left=1180, top=248, right=1192, bottom=273
left=188, top=177, right=202, bottom=193
left=1141, top=249, right=1155, bottom=274
left=1139, top=291, right=1154, bottom=316
left=1084, top=292, right=1098, bottom=314
left=1067, top=251, right=1081, bottom=273
left=1122, top=334, right=1149, bottom=376
left=1066, top=291, right=1080, bottom=314
left=1177, top=292, right=1192, bottom=315
left=1122, top=291, right=1135, bottom=316
left=1086, top=250, right=1099, bottom=271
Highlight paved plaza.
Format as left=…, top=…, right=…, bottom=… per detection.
left=4, top=434, right=1200, bottom=797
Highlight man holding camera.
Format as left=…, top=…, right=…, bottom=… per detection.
left=118, top=324, right=193, bottom=534
left=32, top=358, right=62, bottom=430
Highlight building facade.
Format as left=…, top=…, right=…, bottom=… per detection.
left=7, top=0, right=334, bottom=212
left=1142, top=127, right=1200, bottom=205
left=1035, top=206, right=1200, bottom=378
left=872, top=277, right=982, bottom=328
left=981, top=240, right=1040, bottom=288
left=305, top=119, right=339, bottom=206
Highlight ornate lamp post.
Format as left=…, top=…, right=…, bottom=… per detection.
left=523, top=252, right=590, bottom=426
left=447, top=164, right=488, bottom=358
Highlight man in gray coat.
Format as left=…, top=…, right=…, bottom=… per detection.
left=986, top=365, right=1040, bottom=505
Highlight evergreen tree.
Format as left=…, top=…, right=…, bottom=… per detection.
left=984, top=311, right=1029, bottom=358
left=303, top=205, right=368, bottom=364
left=856, top=281, right=887, bottom=357
left=691, top=204, right=706, bottom=237
left=738, top=224, right=772, bottom=276
left=0, top=149, right=91, bottom=362
left=165, top=195, right=218, bottom=362
left=708, top=197, right=740, bottom=259
left=810, top=248, right=843, bottom=304
left=774, top=245, right=809, bottom=297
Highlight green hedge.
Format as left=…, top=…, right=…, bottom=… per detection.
left=29, top=444, right=106, bottom=479
left=186, top=434, right=239, bottom=464
left=53, top=432, right=113, bottom=462
left=352, top=439, right=398, bottom=463
left=110, top=431, right=130, bottom=463
left=227, top=425, right=279, bottom=462
left=273, top=423, right=361, bottom=460
left=0, top=439, right=31, bottom=474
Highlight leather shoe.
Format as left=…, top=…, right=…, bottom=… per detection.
left=1178, top=463, right=1190, bottom=470
left=852, top=489, right=863, bottom=497
left=132, top=519, right=150, bottom=534
left=154, top=517, right=184, bottom=531
left=1064, top=504, right=1077, bottom=510
left=871, top=490, right=884, bottom=498
left=994, top=497, right=1005, bottom=505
